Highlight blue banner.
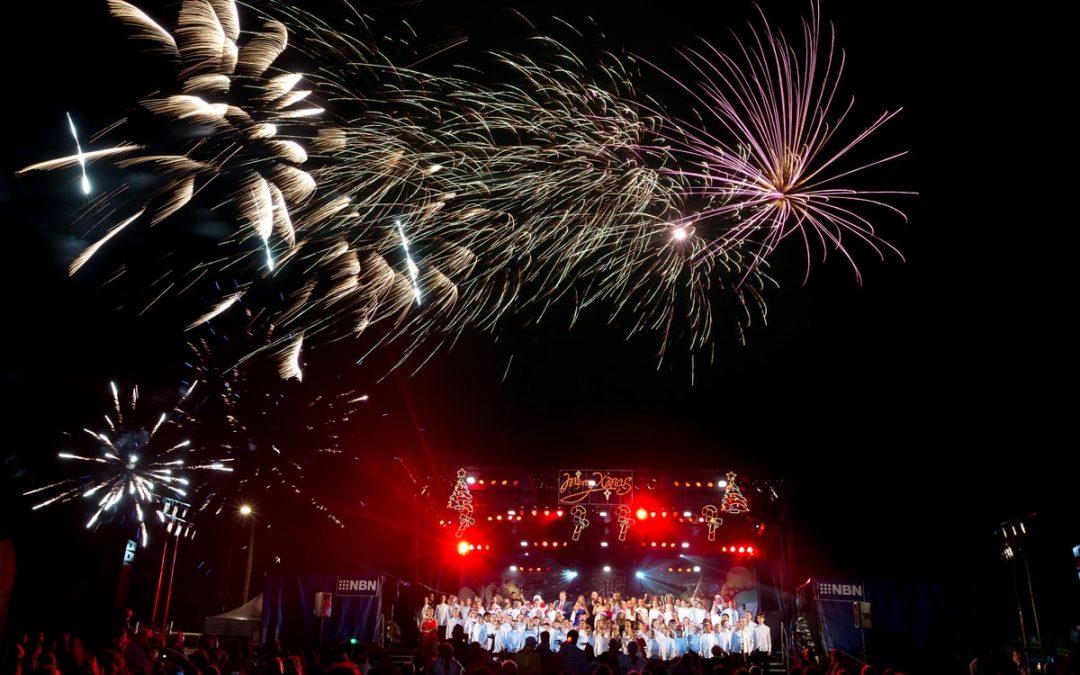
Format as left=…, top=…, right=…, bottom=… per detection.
left=815, top=578, right=864, bottom=654
left=262, top=572, right=383, bottom=646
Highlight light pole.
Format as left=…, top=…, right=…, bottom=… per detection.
left=153, top=498, right=194, bottom=631
left=1001, top=515, right=1043, bottom=670
left=240, top=504, right=255, bottom=604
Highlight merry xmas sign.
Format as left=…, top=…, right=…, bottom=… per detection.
left=558, top=470, right=634, bottom=505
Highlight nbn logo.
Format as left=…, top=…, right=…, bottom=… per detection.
left=337, top=578, right=378, bottom=593
left=818, top=582, right=863, bottom=597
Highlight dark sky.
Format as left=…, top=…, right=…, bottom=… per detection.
left=0, top=0, right=1071, bottom=650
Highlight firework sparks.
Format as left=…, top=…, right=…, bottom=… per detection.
left=65, top=113, right=92, bottom=195
left=655, top=2, right=911, bottom=283
left=183, top=335, right=367, bottom=527
left=24, top=381, right=229, bottom=545
left=19, top=0, right=907, bottom=373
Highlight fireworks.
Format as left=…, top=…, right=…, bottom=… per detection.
left=656, top=3, right=911, bottom=282
left=184, top=335, right=366, bottom=527
left=23, top=381, right=230, bottom=546
left=16, top=0, right=907, bottom=373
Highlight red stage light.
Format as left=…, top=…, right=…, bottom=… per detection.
left=721, top=546, right=728, bottom=552
left=661, top=542, right=667, bottom=548
left=636, top=508, right=649, bottom=520
left=661, top=511, right=668, bottom=518
left=651, top=542, right=657, bottom=547
left=673, top=481, right=680, bottom=487
left=478, top=479, right=485, bottom=485
left=556, top=509, right=564, bottom=517
left=496, top=515, right=503, bottom=521
left=542, top=541, right=549, bottom=547
left=457, top=541, right=471, bottom=556
left=696, top=482, right=702, bottom=487
left=501, top=480, right=508, bottom=486
left=544, top=510, right=550, bottom=517
left=747, top=546, right=755, bottom=554
left=738, top=546, right=746, bottom=553
left=649, top=511, right=657, bottom=518
left=531, top=509, right=538, bottom=516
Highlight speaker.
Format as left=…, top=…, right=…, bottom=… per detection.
left=315, top=591, right=333, bottom=618
left=853, top=601, right=872, bottom=628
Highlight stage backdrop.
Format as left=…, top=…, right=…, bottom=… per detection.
left=814, top=578, right=865, bottom=654
left=262, top=571, right=383, bottom=647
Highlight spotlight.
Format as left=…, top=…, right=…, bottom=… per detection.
left=717, top=480, right=727, bottom=488
left=603, top=565, right=611, bottom=573
left=466, top=476, right=476, bottom=485
left=520, top=541, right=529, bottom=547
left=508, top=510, right=516, bottom=516
left=600, top=541, right=609, bottom=547
left=556, top=509, right=564, bottom=518
left=510, top=565, right=518, bottom=572
left=563, top=570, right=578, bottom=581
left=747, top=546, right=755, bottom=554
left=457, top=541, right=471, bottom=556
left=682, top=511, right=692, bottom=518
left=635, top=571, right=645, bottom=579
left=693, top=566, right=701, bottom=572
left=599, top=511, right=608, bottom=517
left=636, top=508, right=649, bottom=520
left=738, top=546, right=746, bottom=553
left=681, top=542, right=690, bottom=549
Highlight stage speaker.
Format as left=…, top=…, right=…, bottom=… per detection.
left=853, top=601, right=872, bottom=628
left=315, top=591, right=333, bottom=618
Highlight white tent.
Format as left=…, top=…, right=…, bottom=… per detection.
left=204, top=594, right=262, bottom=638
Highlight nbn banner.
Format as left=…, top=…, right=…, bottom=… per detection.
left=262, top=572, right=383, bottom=646
left=815, top=578, right=864, bottom=653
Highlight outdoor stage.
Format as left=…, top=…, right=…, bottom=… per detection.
left=420, top=468, right=784, bottom=613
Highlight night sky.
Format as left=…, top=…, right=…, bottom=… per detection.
left=0, top=0, right=1071, bottom=662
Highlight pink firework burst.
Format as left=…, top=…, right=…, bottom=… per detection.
left=662, top=3, right=912, bottom=283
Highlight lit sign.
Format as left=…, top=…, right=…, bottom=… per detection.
left=336, top=578, right=380, bottom=596
left=558, top=470, right=633, bottom=505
